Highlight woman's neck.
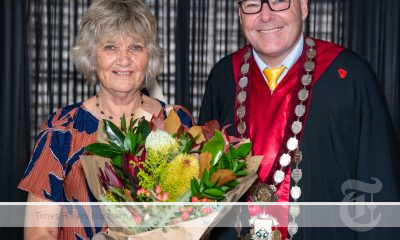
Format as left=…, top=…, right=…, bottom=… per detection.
left=96, top=89, right=143, bottom=121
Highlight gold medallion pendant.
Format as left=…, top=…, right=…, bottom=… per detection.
left=249, top=183, right=277, bottom=203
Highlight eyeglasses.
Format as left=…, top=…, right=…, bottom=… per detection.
left=238, top=0, right=291, bottom=14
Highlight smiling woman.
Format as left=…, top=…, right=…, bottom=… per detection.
left=18, top=0, right=194, bottom=239
left=95, top=36, right=149, bottom=99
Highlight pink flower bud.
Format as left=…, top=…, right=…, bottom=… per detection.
left=162, top=192, right=169, bottom=201
left=156, top=194, right=163, bottom=201
left=182, top=212, right=190, bottom=221
left=134, top=215, right=142, bottom=224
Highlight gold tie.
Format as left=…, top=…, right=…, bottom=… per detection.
left=263, top=66, right=286, bottom=92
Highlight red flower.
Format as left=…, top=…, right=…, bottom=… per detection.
left=99, top=162, right=124, bottom=189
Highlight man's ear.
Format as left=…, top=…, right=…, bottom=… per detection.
left=237, top=3, right=243, bottom=24
left=300, top=0, right=309, bottom=20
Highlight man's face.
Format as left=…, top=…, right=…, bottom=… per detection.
left=239, top=0, right=308, bottom=66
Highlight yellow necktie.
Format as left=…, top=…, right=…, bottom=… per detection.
left=263, top=66, right=286, bottom=92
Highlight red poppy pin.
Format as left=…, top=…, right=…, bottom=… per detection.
left=338, top=68, right=347, bottom=79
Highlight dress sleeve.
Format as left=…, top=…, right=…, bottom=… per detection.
left=172, top=105, right=195, bottom=128
left=18, top=111, right=69, bottom=202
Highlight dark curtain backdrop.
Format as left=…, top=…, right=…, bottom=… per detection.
left=0, top=0, right=399, bottom=238
left=0, top=0, right=29, bottom=238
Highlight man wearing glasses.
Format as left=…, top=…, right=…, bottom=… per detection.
left=199, top=0, right=399, bottom=239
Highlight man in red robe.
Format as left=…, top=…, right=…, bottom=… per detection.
left=199, top=0, right=400, bottom=239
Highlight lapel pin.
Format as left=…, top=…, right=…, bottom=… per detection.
left=338, top=68, right=347, bottom=79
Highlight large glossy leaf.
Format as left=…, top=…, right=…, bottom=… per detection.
left=203, top=188, right=224, bottom=197
left=136, top=119, right=150, bottom=142
left=234, top=162, right=247, bottom=173
left=207, top=179, right=219, bottom=189
left=123, top=133, right=131, bottom=151
left=191, top=179, right=199, bottom=195
left=127, top=132, right=137, bottom=152
left=201, top=130, right=225, bottom=166
left=103, top=120, right=125, bottom=148
left=85, top=143, right=122, bottom=158
left=120, top=115, right=127, bottom=132
left=220, top=186, right=232, bottom=193
left=201, top=169, right=210, bottom=188
left=226, top=180, right=239, bottom=188
left=236, top=142, right=252, bottom=158
left=235, top=170, right=248, bottom=177
left=111, top=155, right=123, bottom=169
left=229, top=145, right=237, bottom=160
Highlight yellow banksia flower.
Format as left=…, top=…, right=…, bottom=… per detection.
left=160, top=154, right=199, bottom=201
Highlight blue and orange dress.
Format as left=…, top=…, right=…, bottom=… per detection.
left=19, top=101, right=193, bottom=239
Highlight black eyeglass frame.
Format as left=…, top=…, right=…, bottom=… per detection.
left=238, top=0, right=292, bottom=14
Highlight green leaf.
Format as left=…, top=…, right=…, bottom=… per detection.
left=227, top=180, right=239, bottom=188
left=128, top=132, right=137, bottom=152
left=128, top=118, right=139, bottom=132
left=120, top=115, right=127, bottom=132
left=111, top=155, right=123, bottom=169
left=231, top=159, right=238, bottom=172
left=220, top=186, right=233, bottom=192
left=203, top=188, right=224, bottom=197
left=220, top=155, right=230, bottom=169
left=199, top=170, right=209, bottom=193
left=108, top=141, right=121, bottom=149
left=201, top=169, right=210, bottom=187
left=234, top=162, right=247, bottom=173
left=85, top=143, right=122, bottom=158
left=136, top=120, right=150, bottom=142
left=183, top=137, right=197, bottom=154
left=201, top=193, right=223, bottom=201
left=236, top=142, right=252, bottom=158
left=208, top=179, right=219, bottom=188
left=229, top=145, right=237, bottom=160
left=201, top=130, right=225, bottom=166
left=191, top=179, right=199, bottom=195
left=236, top=170, right=249, bottom=177
left=123, top=134, right=131, bottom=151
left=103, top=120, right=125, bottom=148
left=228, top=145, right=237, bottom=170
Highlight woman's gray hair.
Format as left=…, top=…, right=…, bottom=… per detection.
left=71, top=0, right=163, bottom=86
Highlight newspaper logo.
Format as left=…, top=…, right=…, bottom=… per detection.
left=339, top=178, right=382, bottom=232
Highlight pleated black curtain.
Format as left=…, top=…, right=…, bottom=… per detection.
left=1, top=0, right=30, bottom=203
left=0, top=0, right=29, bottom=238
left=1, top=0, right=399, bottom=237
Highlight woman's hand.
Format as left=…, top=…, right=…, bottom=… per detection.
left=24, top=193, right=60, bottom=240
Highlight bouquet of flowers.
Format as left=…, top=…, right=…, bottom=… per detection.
left=80, top=109, right=261, bottom=239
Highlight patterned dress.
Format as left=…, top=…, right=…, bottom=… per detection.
left=19, top=101, right=193, bottom=239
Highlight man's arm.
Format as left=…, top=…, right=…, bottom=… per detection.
left=199, top=55, right=236, bottom=135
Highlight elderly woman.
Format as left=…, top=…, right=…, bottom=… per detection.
left=19, top=0, right=192, bottom=239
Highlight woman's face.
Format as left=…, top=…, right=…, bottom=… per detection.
left=95, top=35, right=148, bottom=95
